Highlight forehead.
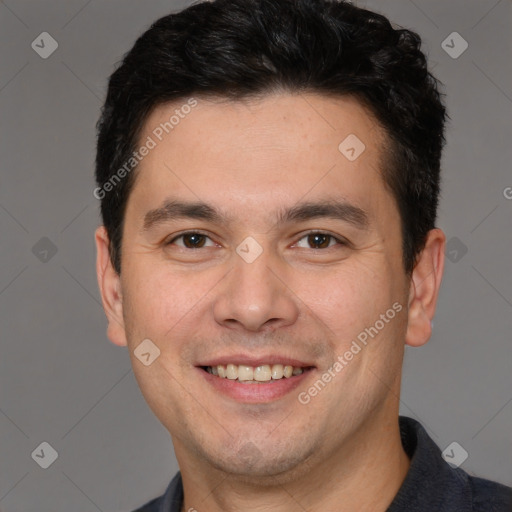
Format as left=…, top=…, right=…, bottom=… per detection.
left=141, top=92, right=385, bottom=162
left=127, top=92, right=395, bottom=228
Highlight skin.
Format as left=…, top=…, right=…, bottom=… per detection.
left=95, top=93, right=445, bottom=512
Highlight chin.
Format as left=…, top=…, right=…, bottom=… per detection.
left=202, top=441, right=317, bottom=485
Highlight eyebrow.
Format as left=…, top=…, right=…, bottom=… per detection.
left=142, top=198, right=369, bottom=232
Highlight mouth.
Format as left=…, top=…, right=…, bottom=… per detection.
left=200, top=363, right=314, bottom=383
left=196, top=359, right=316, bottom=403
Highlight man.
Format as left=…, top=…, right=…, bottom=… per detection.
left=94, top=0, right=512, bottom=510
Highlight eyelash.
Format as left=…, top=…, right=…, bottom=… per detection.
left=166, top=230, right=348, bottom=250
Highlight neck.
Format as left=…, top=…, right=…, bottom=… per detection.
left=176, top=407, right=410, bottom=512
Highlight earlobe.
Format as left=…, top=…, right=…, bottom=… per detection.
left=405, top=228, right=446, bottom=348
left=95, top=226, right=128, bottom=347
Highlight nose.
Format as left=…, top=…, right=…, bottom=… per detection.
left=212, top=249, right=300, bottom=333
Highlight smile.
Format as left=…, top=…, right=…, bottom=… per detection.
left=203, top=363, right=309, bottom=383
left=198, top=364, right=315, bottom=403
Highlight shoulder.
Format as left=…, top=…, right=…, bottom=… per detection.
left=131, top=496, right=161, bottom=512
left=391, top=417, right=512, bottom=512
left=469, top=475, right=512, bottom=512
left=130, top=472, right=183, bottom=512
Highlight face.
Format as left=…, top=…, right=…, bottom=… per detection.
left=96, top=93, right=441, bottom=483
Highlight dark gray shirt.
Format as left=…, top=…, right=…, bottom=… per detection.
left=133, top=416, right=512, bottom=512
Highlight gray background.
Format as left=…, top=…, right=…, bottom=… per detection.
left=1, top=0, right=511, bottom=510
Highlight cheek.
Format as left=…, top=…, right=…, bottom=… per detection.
left=295, top=263, right=395, bottom=339
left=121, top=261, right=217, bottom=342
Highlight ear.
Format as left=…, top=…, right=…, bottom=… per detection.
left=405, top=228, right=446, bottom=348
left=95, top=226, right=127, bottom=347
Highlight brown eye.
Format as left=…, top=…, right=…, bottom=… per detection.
left=168, top=232, right=214, bottom=248
left=307, top=233, right=332, bottom=249
left=295, top=232, right=344, bottom=249
left=182, top=233, right=206, bottom=248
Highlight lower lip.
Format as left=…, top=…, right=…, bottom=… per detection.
left=197, top=367, right=314, bottom=403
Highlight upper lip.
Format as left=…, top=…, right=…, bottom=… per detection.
left=198, top=354, right=315, bottom=368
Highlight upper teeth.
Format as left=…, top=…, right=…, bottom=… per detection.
left=206, top=364, right=304, bottom=382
